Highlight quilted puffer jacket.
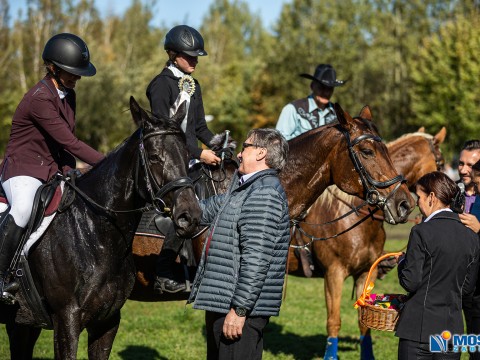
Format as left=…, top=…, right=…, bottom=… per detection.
left=187, top=169, right=290, bottom=316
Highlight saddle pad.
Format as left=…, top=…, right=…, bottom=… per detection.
left=136, top=209, right=164, bottom=238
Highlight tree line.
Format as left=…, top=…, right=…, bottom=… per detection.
left=1, top=0, right=479, bottom=161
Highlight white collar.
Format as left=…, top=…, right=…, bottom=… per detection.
left=424, top=208, right=452, bottom=222
left=168, top=64, right=185, bottom=78
left=56, top=87, right=67, bottom=99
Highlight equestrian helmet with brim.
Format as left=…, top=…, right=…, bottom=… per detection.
left=300, top=64, right=346, bottom=87
left=164, top=25, right=207, bottom=57
left=42, top=33, right=96, bottom=77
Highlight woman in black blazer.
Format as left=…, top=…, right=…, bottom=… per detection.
left=396, top=171, right=480, bottom=359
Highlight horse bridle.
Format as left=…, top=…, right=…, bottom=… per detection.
left=340, top=122, right=406, bottom=208
left=138, top=129, right=194, bottom=215
left=63, top=128, right=194, bottom=218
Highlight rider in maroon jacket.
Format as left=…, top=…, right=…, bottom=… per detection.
left=0, top=33, right=104, bottom=304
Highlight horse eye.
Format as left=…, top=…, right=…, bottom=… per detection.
left=148, top=154, right=163, bottom=164
left=360, top=148, right=375, bottom=158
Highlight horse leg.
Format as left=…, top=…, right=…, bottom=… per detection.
left=6, top=322, right=41, bottom=360
left=323, top=266, right=348, bottom=360
left=87, top=311, right=120, bottom=360
left=52, top=313, right=82, bottom=360
left=355, top=271, right=376, bottom=360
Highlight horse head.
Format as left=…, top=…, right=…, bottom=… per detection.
left=331, top=103, right=415, bottom=224
left=129, top=97, right=201, bottom=238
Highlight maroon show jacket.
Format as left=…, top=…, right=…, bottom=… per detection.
left=0, top=75, right=104, bottom=182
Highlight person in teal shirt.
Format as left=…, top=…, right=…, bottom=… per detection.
left=275, top=64, right=346, bottom=140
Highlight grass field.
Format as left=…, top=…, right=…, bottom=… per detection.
left=0, top=221, right=470, bottom=359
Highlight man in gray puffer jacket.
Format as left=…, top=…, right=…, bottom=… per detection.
left=187, top=128, right=290, bottom=360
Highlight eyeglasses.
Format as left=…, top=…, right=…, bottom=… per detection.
left=241, top=142, right=258, bottom=152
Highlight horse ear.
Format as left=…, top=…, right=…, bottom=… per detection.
left=130, top=96, right=145, bottom=128
left=171, top=101, right=187, bottom=125
left=433, top=126, right=447, bottom=145
left=359, top=105, right=373, bottom=121
left=334, top=103, right=352, bottom=129
left=417, top=126, right=425, bottom=133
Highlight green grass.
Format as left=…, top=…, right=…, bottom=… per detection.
left=0, top=220, right=469, bottom=359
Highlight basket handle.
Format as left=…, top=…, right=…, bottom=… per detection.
left=354, top=252, right=403, bottom=308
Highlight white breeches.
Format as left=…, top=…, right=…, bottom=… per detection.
left=1, top=176, right=43, bottom=228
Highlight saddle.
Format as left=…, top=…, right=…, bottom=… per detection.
left=0, top=176, right=67, bottom=329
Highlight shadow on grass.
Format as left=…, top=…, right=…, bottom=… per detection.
left=118, top=345, right=166, bottom=360
left=264, top=322, right=360, bottom=360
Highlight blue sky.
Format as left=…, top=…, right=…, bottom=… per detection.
left=9, top=0, right=289, bottom=31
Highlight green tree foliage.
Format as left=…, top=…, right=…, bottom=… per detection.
left=409, top=11, right=480, bottom=157
left=196, top=0, right=271, bottom=143
left=0, top=0, right=479, bottom=161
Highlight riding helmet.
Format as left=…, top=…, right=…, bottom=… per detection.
left=42, top=33, right=96, bottom=77
left=164, top=25, right=207, bottom=57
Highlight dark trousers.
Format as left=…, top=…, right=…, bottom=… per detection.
left=205, top=311, right=269, bottom=360
left=398, top=338, right=461, bottom=360
left=463, top=292, right=480, bottom=360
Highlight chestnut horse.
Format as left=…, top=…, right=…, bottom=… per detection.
left=130, top=103, right=415, bottom=303
left=1, top=97, right=201, bottom=359
left=289, top=127, right=446, bottom=360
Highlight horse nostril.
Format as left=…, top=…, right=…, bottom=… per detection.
left=397, top=200, right=410, bottom=220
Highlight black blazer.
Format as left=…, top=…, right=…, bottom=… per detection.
left=146, top=68, right=214, bottom=160
left=396, top=211, right=480, bottom=342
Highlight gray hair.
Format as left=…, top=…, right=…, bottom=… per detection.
left=247, top=128, right=289, bottom=171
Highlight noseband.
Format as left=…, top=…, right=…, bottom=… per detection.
left=340, top=123, right=405, bottom=208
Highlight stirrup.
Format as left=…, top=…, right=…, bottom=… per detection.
left=0, top=290, right=17, bottom=305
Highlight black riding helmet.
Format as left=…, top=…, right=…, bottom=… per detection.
left=42, top=33, right=96, bottom=77
left=164, top=25, right=207, bottom=57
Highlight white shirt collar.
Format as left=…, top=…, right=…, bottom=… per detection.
left=168, top=64, right=185, bottom=78
left=239, top=170, right=262, bottom=184
left=56, top=87, right=67, bottom=99
left=424, top=208, right=452, bottom=222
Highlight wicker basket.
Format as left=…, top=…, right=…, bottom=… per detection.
left=354, top=252, right=405, bottom=332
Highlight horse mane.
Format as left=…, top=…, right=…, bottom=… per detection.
left=319, top=185, right=355, bottom=207
left=387, top=131, right=434, bottom=147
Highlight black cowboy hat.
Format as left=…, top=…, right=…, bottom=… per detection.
left=300, top=64, right=346, bottom=87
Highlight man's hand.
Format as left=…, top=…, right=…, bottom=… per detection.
left=223, top=308, right=246, bottom=340
left=200, top=149, right=221, bottom=166
left=459, top=213, right=480, bottom=233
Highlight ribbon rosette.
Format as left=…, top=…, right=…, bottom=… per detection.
left=178, top=75, right=196, bottom=96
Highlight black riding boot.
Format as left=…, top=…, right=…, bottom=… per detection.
left=0, top=214, right=25, bottom=305
left=154, top=249, right=186, bottom=294
left=154, top=224, right=186, bottom=294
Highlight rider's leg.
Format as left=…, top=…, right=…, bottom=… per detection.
left=154, top=221, right=186, bottom=294
left=0, top=176, right=42, bottom=303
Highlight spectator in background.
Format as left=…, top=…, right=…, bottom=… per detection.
left=276, top=64, right=346, bottom=140
left=455, top=140, right=480, bottom=360
left=396, top=171, right=480, bottom=360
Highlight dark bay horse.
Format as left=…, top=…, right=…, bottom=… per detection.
left=1, top=97, right=201, bottom=359
left=289, top=127, right=446, bottom=360
left=129, top=103, right=415, bottom=301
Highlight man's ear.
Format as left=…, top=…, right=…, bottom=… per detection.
left=256, top=147, right=267, bottom=161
